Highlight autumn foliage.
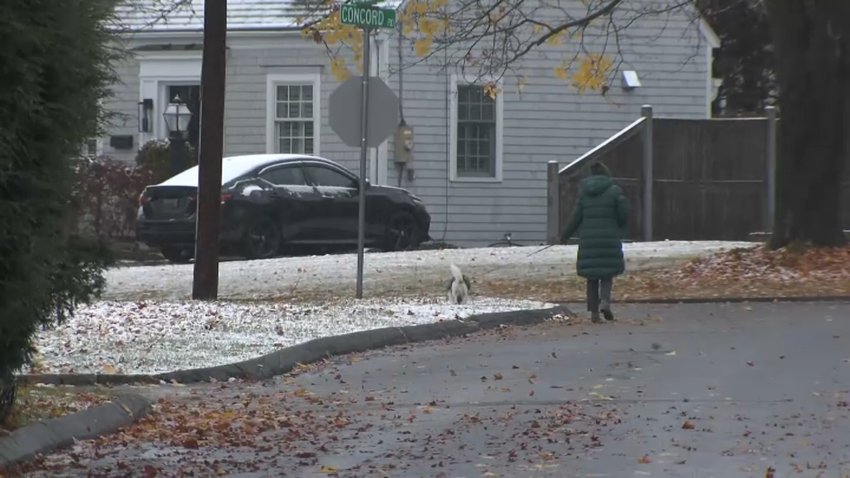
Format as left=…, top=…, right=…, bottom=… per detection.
left=302, top=0, right=616, bottom=95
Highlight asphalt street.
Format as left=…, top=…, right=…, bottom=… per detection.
left=11, top=301, right=850, bottom=478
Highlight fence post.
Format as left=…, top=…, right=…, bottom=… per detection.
left=641, top=105, right=654, bottom=242
left=765, top=106, right=777, bottom=233
left=546, top=160, right=560, bottom=244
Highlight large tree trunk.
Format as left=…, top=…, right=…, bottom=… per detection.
left=765, top=0, right=850, bottom=248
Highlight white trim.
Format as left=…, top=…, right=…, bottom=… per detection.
left=699, top=18, right=721, bottom=49
left=265, top=73, right=322, bottom=156
left=375, top=33, right=391, bottom=185
left=448, top=74, right=504, bottom=183
left=137, top=54, right=202, bottom=146
left=704, top=43, right=713, bottom=118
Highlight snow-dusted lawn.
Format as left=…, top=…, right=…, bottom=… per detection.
left=25, top=241, right=753, bottom=376
left=104, top=241, right=755, bottom=301
left=28, top=297, right=552, bottom=375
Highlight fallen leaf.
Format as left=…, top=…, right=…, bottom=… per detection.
left=637, top=454, right=652, bottom=464
left=765, top=466, right=775, bottom=478
left=319, top=465, right=338, bottom=474
left=665, top=350, right=677, bottom=356
left=493, top=373, right=503, bottom=380
left=681, top=420, right=696, bottom=430
left=746, top=361, right=755, bottom=367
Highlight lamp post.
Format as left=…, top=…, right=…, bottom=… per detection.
left=162, top=95, right=192, bottom=177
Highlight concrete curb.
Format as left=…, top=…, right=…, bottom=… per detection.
left=18, top=306, right=570, bottom=387
left=0, top=393, right=151, bottom=469
left=555, top=296, right=850, bottom=305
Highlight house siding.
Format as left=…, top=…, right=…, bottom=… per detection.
left=383, top=6, right=712, bottom=247
left=103, top=58, right=141, bottom=163
left=103, top=1, right=713, bottom=248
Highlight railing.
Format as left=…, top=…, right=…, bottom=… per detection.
left=547, top=105, right=654, bottom=243
left=546, top=104, right=782, bottom=244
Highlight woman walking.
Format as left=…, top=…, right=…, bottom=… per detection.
left=561, top=162, right=630, bottom=323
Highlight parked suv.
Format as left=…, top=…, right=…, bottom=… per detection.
left=136, top=154, right=431, bottom=263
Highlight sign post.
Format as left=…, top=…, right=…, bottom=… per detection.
left=338, top=2, right=398, bottom=299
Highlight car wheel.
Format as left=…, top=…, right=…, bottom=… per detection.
left=242, top=216, right=281, bottom=260
left=160, top=246, right=194, bottom=264
left=383, top=211, right=420, bottom=252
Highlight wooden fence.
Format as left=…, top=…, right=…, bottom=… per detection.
left=547, top=106, right=850, bottom=242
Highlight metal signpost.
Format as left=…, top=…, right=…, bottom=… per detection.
left=333, top=2, right=399, bottom=299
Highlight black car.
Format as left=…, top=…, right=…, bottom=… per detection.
left=136, top=154, right=431, bottom=263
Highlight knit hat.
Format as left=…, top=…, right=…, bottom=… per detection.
left=590, top=162, right=611, bottom=176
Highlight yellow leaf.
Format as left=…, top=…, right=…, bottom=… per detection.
left=414, top=38, right=432, bottom=57
left=419, top=17, right=437, bottom=36
left=532, top=24, right=542, bottom=34
left=413, top=0, right=429, bottom=15
left=319, top=465, right=338, bottom=473
left=434, top=0, right=448, bottom=7
left=554, top=66, right=568, bottom=80
left=483, top=83, right=501, bottom=99
left=331, top=58, right=351, bottom=82
left=102, top=364, right=118, bottom=374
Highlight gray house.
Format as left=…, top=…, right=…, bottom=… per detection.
left=102, top=0, right=720, bottom=247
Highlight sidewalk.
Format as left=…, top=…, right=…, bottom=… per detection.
left=10, top=301, right=850, bottom=477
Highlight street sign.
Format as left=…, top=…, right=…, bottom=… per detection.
left=329, top=76, right=399, bottom=148
left=339, top=3, right=397, bottom=29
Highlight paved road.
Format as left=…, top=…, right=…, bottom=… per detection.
left=11, top=302, right=850, bottom=477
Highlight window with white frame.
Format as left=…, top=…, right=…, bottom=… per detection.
left=451, top=79, right=502, bottom=181
left=272, top=82, right=317, bottom=155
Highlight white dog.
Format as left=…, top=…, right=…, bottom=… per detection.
left=448, top=263, right=471, bottom=304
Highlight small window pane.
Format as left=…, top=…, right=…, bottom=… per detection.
left=303, top=102, right=313, bottom=118
left=276, top=102, right=288, bottom=119
left=290, top=86, right=301, bottom=101
left=288, top=103, right=300, bottom=118
left=279, top=138, right=292, bottom=153
left=481, top=103, right=494, bottom=120
left=302, top=85, right=313, bottom=100
left=277, top=85, right=289, bottom=101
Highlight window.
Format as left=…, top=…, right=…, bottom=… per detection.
left=259, top=165, right=307, bottom=186
left=266, top=73, right=321, bottom=156
left=81, top=138, right=101, bottom=159
left=303, top=165, right=357, bottom=189
left=450, top=77, right=503, bottom=182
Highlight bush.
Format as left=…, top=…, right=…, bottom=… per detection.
left=136, top=138, right=198, bottom=184
left=0, top=0, right=119, bottom=418
left=72, top=155, right=157, bottom=240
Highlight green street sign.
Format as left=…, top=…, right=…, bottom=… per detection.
left=339, top=3, right=397, bottom=29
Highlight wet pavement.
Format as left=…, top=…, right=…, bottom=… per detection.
left=8, top=301, right=850, bottom=477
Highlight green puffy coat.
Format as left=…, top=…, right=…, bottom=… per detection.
left=561, top=174, right=630, bottom=279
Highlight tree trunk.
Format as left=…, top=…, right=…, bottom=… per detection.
left=765, top=0, right=850, bottom=248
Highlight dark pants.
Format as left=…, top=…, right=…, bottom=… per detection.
left=586, top=278, right=613, bottom=312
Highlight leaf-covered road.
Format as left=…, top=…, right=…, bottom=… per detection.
left=9, top=302, right=850, bottom=477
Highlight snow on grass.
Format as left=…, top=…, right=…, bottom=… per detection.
left=27, top=297, right=553, bottom=376
left=104, top=241, right=756, bottom=301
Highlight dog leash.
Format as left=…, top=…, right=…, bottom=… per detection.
left=476, top=243, right=558, bottom=278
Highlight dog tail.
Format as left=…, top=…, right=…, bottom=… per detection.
left=450, top=263, right=464, bottom=282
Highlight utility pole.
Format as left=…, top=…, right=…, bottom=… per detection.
left=193, top=0, right=227, bottom=300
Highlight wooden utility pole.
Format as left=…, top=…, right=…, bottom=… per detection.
left=193, top=0, right=227, bottom=300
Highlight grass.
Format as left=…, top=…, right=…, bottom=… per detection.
left=0, top=384, right=113, bottom=435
